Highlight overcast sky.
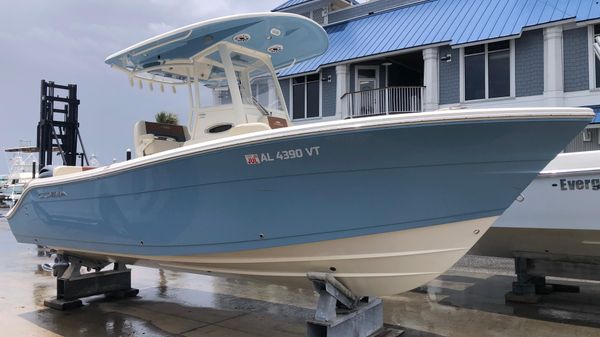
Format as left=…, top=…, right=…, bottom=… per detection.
left=0, top=0, right=283, bottom=170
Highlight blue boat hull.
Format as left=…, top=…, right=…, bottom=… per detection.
left=8, top=116, right=588, bottom=256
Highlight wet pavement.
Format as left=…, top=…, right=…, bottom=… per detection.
left=2, top=210, right=600, bottom=337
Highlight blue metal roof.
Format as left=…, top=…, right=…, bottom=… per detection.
left=280, top=0, right=600, bottom=77
left=592, top=108, right=600, bottom=123
left=273, top=0, right=315, bottom=11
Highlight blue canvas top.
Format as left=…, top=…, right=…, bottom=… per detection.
left=279, top=0, right=600, bottom=77
left=105, top=13, right=328, bottom=77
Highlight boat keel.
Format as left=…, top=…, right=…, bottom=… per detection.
left=44, top=255, right=139, bottom=310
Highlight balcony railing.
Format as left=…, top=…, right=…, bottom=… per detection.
left=341, top=86, right=424, bottom=119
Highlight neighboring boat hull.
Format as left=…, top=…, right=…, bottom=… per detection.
left=471, top=151, right=600, bottom=259
left=470, top=227, right=600, bottom=260
left=7, top=110, right=593, bottom=295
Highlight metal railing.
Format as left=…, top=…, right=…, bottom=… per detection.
left=341, top=86, right=424, bottom=119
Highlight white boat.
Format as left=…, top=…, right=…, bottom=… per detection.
left=6, top=13, right=594, bottom=297
left=471, top=150, right=600, bottom=259
left=0, top=174, right=8, bottom=207
left=2, top=145, right=37, bottom=208
left=4, top=145, right=36, bottom=186
left=4, top=183, right=24, bottom=208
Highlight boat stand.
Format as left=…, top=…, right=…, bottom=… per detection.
left=506, top=254, right=585, bottom=304
left=44, top=255, right=139, bottom=310
left=306, top=273, right=402, bottom=337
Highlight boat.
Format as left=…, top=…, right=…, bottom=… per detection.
left=470, top=150, right=600, bottom=260
left=6, top=12, right=594, bottom=297
left=4, top=183, right=24, bottom=208
left=2, top=145, right=38, bottom=208
left=0, top=174, right=8, bottom=207
left=4, top=145, right=37, bottom=187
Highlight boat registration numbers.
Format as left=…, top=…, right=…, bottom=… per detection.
left=245, top=146, right=320, bottom=165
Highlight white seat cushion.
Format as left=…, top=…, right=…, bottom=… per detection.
left=133, top=121, right=190, bottom=157
left=228, top=123, right=271, bottom=136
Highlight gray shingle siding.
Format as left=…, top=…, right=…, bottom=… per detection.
left=321, top=67, right=337, bottom=116
left=563, top=27, right=589, bottom=92
left=438, top=46, right=459, bottom=104
left=515, top=29, right=544, bottom=97
left=564, top=129, right=600, bottom=152
left=279, top=79, right=290, bottom=109
left=329, top=0, right=426, bottom=24
left=311, top=8, right=326, bottom=24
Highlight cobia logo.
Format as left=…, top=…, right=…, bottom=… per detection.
left=555, top=178, right=600, bottom=191
left=38, top=191, right=68, bottom=199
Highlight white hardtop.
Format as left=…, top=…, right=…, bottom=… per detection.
left=106, top=13, right=329, bottom=150
left=105, top=12, right=328, bottom=85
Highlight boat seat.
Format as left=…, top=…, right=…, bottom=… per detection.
left=134, top=121, right=190, bottom=157
left=53, top=166, right=92, bottom=176
left=39, top=165, right=97, bottom=178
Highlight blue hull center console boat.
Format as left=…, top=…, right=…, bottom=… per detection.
left=7, top=12, right=594, bottom=297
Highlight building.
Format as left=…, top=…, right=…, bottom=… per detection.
left=273, top=0, right=600, bottom=152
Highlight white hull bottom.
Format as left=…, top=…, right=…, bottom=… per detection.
left=470, top=227, right=600, bottom=260
left=59, top=217, right=496, bottom=296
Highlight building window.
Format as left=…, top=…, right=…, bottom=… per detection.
left=291, top=74, right=320, bottom=119
left=594, top=25, right=600, bottom=88
left=464, top=41, right=511, bottom=100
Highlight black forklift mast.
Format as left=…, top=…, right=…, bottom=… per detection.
left=37, top=80, right=88, bottom=172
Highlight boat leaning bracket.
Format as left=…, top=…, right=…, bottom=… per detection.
left=44, top=255, right=139, bottom=310
left=306, top=272, right=402, bottom=337
left=506, top=254, right=583, bottom=304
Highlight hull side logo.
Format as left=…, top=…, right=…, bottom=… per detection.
left=38, top=191, right=68, bottom=199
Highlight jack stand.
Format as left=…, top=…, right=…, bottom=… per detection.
left=506, top=257, right=543, bottom=304
left=44, top=255, right=139, bottom=310
left=306, top=273, right=402, bottom=337
left=506, top=255, right=583, bottom=304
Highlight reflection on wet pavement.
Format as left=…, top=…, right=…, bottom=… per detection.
left=3, top=211, right=600, bottom=336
